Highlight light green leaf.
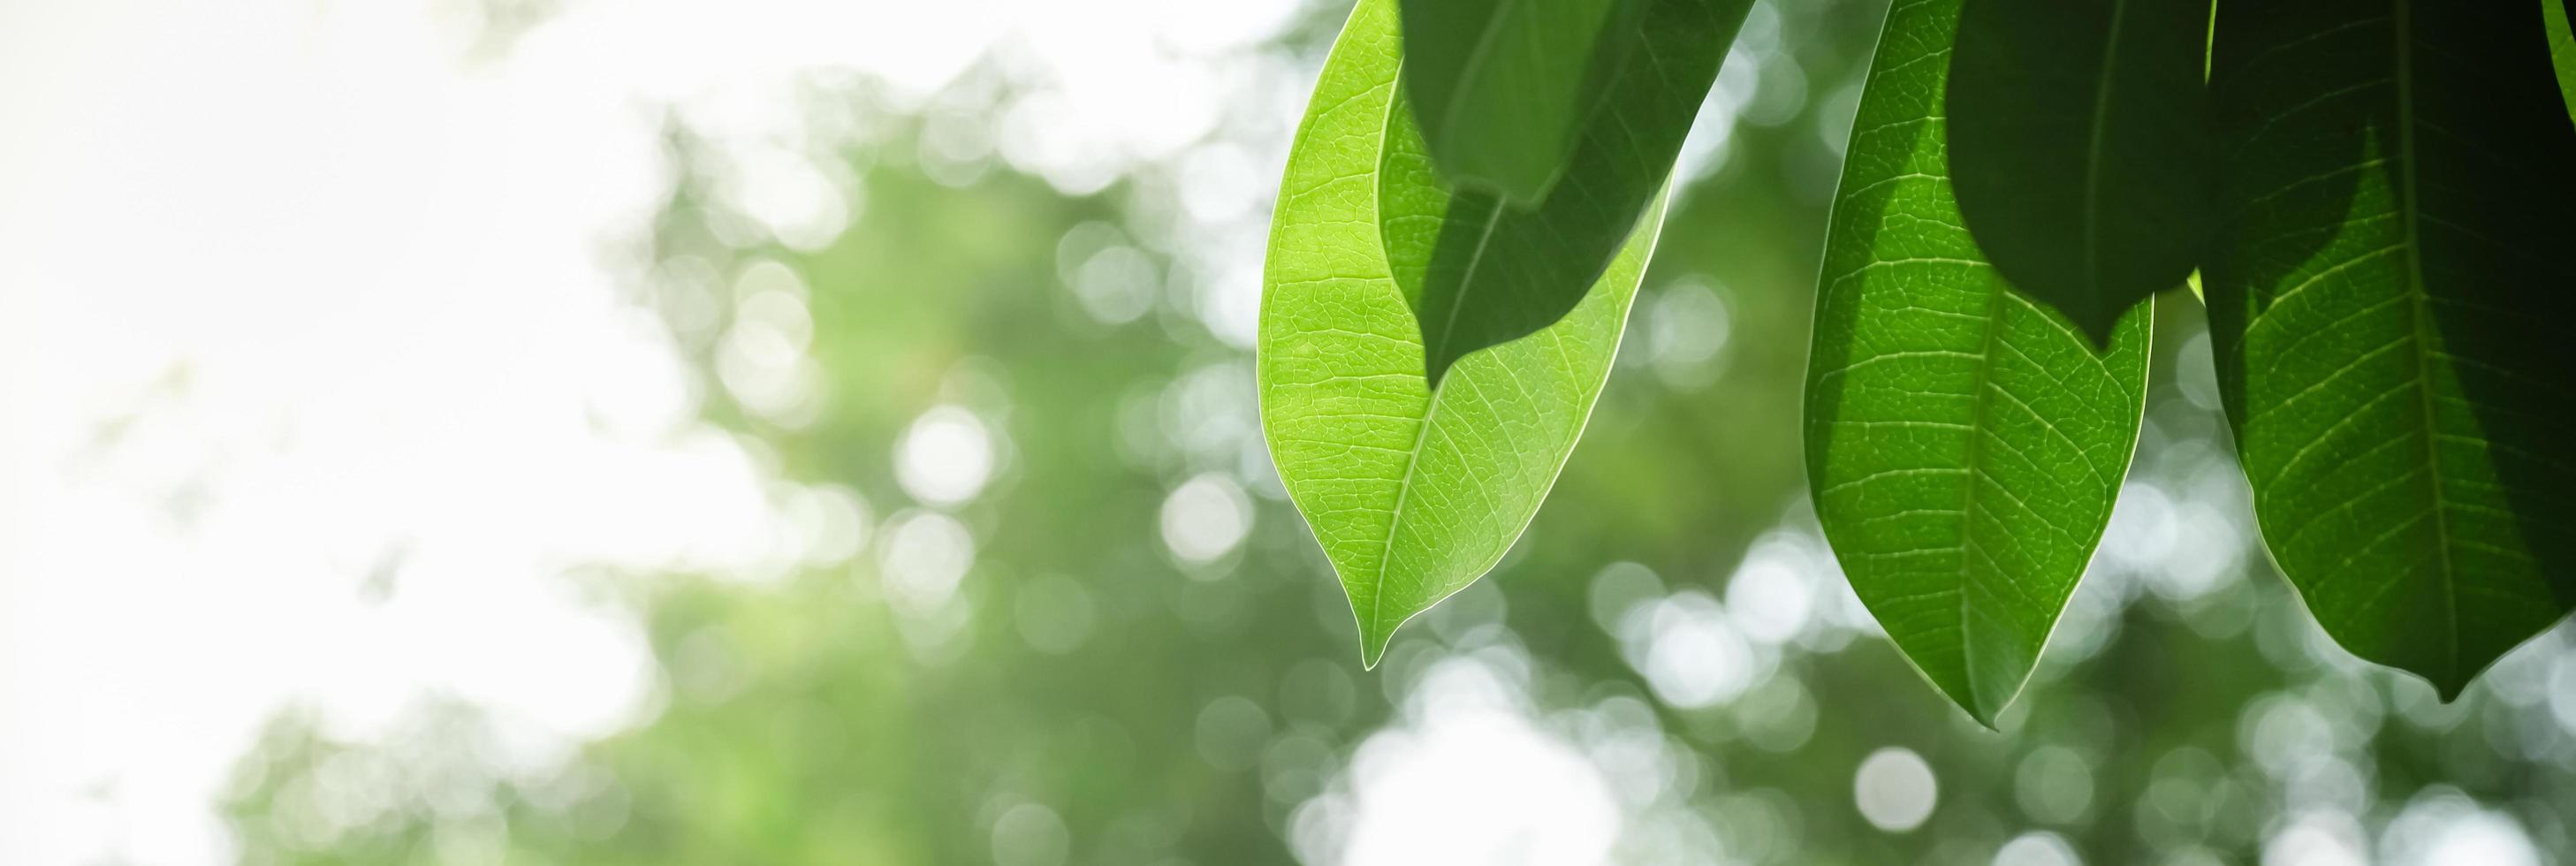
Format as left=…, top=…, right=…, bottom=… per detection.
left=1946, top=0, right=2213, bottom=346
left=1808, top=0, right=2153, bottom=725
left=1261, top=0, right=1662, bottom=667
left=1394, top=0, right=1641, bottom=205
left=2206, top=1, right=2576, bottom=697
left=1395, top=0, right=1750, bottom=388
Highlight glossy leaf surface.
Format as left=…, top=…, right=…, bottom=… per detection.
left=1394, top=0, right=1639, bottom=205
left=1809, top=0, right=2153, bottom=725
left=1947, top=0, right=2213, bottom=345
left=1262, top=0, right=1662, bottom=667
left=2206, top=0, right=2576, bottom=696
left=1396, top=0, right=1749, bottom=387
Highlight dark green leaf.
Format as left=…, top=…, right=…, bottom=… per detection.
left=1260, top=0, right=1664, bottom=667
left=1395, top=0, right=1752, bottom=387
left=1395, top=0, right=1643, bottom=204
left=1809, top=0, right=2154, bottom=725
left=1947, top=0, right=2214, bottom=346
left=2207, top=0, right=2576, bottom=697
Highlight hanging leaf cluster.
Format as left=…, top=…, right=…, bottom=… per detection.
left=1258, top=0, right=2576, bottom=723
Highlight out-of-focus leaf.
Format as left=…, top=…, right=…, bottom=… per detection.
left=1261, top=0, right=1661, bottom=667
left=1394, top=0, right=1641, bottom=205
left=1396, top=0, right=1750, bottom=387
left=1808, top=0, right=2152, bottom=725
left=2206, top=1, right=2576, bottom=697
left=1947, top=0, right=2212, bottom=346
left=2549, top=0, right=2576, bottom=116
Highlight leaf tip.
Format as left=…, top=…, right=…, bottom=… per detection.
left=2428, top=672, right=2471, bottom=705
left=1963, top=696, right=2009, bottom=733
left=1421, top=346, right=1460, bottom=391
left=2075, top=318, right=2123, bottom=353
left=1357, top=632, right=1392, bottom=671
left=2377, top=657, right=2473, bottom=705
left=1439, top=166, right=1554, bottom=210
left=1355, top=605, right=1417, bottom=671
left=1930, top=663, right=2024, bottom=732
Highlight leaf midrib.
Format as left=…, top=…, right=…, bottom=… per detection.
left=1366, top=65, right=1418, bottom=651
left=2081, top=0, right=2134, bottom=295
left=1368, top=74, right=1514, bottom=652
left=2388, top=0, right=2461, bottom=684
left=1439, top=0, right=1525, bottom=151
left=1370, top=382, right=1447, bottom=649
left=1955, top=257, right=2010, bottom=716
left=1427, top=199, right=1511, bottom=376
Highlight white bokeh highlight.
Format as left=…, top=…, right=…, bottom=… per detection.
left=1854, top=747, right=1938, bottom=832
left=895, top=406, right=997, bottom=507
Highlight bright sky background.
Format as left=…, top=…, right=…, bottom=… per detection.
left=0, top=0, right=1300, bottom=862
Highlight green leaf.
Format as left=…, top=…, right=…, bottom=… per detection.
left=1394, top=0, right=1642, bottom=204
left=2206, top=1, right=2576, bottom=697
left=1807, top=0, right=2153, bottom=725
left=1396, top=0, right=1750, bottom=388
left=1946, top=0, right=2213, bottom=346
left=2548, top=0, right=2576, bottom=117
left=1261, top=0, right=1662, bottom=668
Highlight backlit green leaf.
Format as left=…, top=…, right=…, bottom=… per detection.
left=1394, top=0, right=1641, bottom=204
left=2206, top=1, right=2576, bottom=697
left=1261, top=0, right=1664, bottom=667
left=1808, top=0, right=2153, bottom=725
left=1397, top=0, right=1750, bottom=387
left=1947, top=0, right=2212, bottom=346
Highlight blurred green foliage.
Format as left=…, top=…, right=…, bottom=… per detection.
left=217, top=2, right=2576, bottom=864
